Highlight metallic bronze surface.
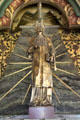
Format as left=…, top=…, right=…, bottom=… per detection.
left=28, top=22, right=55, bottom=106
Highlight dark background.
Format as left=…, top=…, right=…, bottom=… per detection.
left=0, top=28, right=80, bottom=115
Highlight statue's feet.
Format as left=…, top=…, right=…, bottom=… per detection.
left=30, top=98, right=52, bottom=106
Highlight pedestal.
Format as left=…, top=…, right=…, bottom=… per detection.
left=29, top=106, right=55, bottom=119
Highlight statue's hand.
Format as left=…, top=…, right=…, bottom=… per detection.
left=26, top=52, right=32, bottom=59
left=46, top=54, right=50, bottom=62
left=26, top=47, right=33, bottom=59
left=46, top=54, right=54, bottom=63
left=50, top=56, right=54, bottom=63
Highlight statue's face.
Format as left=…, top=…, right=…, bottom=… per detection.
left=35, top=22, right=44, bottom=34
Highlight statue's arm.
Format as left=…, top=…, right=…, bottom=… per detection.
left=26, top=38, right=34, bottom=58
left=47, top=38, right=57, bottom=71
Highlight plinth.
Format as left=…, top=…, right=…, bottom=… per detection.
left=29, top=106, right=55, bottom=119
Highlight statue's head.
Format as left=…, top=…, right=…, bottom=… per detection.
left=35, top=20, right=44, bottom=34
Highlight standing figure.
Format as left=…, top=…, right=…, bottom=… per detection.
left=27, top=21, right=56, bottom=106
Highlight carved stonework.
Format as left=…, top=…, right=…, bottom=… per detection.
left=0, top=0, right=80, bottom=116
left=0, top=0, right=80, bottom=28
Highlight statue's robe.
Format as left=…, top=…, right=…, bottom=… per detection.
left=29, top=32, right=55, bottom=106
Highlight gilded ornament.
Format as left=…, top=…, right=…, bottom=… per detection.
left=77, top=17, right=80, bottom=24
left=0, top=20, right=2, bottom=26
left=24, top=0, right=30, bottom=3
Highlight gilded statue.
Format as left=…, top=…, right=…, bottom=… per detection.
left=27, top=20, right=56, bottom=106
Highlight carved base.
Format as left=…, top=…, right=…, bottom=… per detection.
left=29, top=106, right=55, bottom=119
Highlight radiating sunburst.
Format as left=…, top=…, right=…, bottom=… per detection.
left=0, top=30, right=80, bottom=106
left=52, top=39, right=80, bottom=103
left=0, top=44, right=32, bottom=104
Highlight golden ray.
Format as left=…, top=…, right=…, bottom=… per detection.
left=22, top=84, right=32, bottom=104
left=14, top=53, right=31, bottom=60
left=52, top=87, right=60, bottom=104
left=57, top=68, right=76, bottom=76
left=56, top=52, right=67, bottom=58
left=17, top=44, right=27, bottom=52
left=4, top=66, right=32, bottom=78
left=0, top=71, right=32, bottom=102
left=56, top=62, right=72, bottom=64
left=55, top=43, right=62, bottom=50
left=9, top=62, right=32, bottom=65
left=53, top=73, right=80, bottom=98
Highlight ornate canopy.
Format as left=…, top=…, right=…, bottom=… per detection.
left=0, top=0, right=80, bottom=29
